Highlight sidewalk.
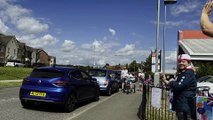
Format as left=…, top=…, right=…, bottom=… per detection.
left=0, top=80, right=22, bottom=82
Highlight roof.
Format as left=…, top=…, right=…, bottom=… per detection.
left=0, top=36, right=14, bottom=45
left=178, top=30, right=211, bottom=40
left=178, top=30, right=213, bottom=61
left=36, top=66, right=77, bottom=71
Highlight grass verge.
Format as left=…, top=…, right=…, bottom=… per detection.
left=0, top=82, right=22, bottom=88
left=0, top=67, right=32, bottom=80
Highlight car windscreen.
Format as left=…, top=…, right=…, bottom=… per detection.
left=88, top=70, right=106, bottom=77
left=30, top=69, right=65, bottom=78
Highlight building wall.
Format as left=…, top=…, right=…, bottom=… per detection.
left=39, top=51, right=49, bottom=65
left=5, top=38, right=18, bottom=60
left=0, top=45, right=6, bottom=65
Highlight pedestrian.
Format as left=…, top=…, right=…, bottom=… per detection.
left=144, top=74, right=152, bottom=85
left=138, top=72, right=145, bottom=91
left=121, top=67, right=128, bottom=92
left=160, top=54, right=197, bottom=120
left=200, top=0, right=213, bottom=37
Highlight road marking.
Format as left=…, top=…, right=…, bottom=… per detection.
left=66, top=93, right=116, bottom=120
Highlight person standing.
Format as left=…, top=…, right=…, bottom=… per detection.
left=161, top=54, right=197, bottom=120
left=200, top=0, right=213, bottom=37
left=121, top=67, right=128, bottom=91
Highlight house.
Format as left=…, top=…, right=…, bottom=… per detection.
left=178, top=30, right=213, bottom=61
left=25, top=45, right=34, bottom=67
left=49, top=56, right=56, bottom=66
left=0, top=33, right=56, bottom=67
left=31, top=49, right=50, bottom=66
left=0, top=34, right=20, bottom=65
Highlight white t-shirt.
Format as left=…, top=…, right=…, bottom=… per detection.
left=121, top=69, right=128, bottom=78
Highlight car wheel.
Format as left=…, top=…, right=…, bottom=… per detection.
left=107, top=87, right=112, bottom=96
left=64, top=94, right=77, bottom=112
left=20, top=100, right=34, bottom=108
left=94, top=89, right=100, bottom=101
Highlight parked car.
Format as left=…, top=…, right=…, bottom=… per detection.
left=6, top=60, right=25, bottom=67
left=197, top=75, right=213, bottom=94
left=113, top=70, right=122, bottom=88
left=87, top=68, right=119, bottom=96
left=19, top=66, right=100, bottom=112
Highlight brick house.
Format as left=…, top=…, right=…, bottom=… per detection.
left=32, top=49, right=50, bottom=66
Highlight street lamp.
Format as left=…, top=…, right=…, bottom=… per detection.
left=162, top=0, right=177, bottom=74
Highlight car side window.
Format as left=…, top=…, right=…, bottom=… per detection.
left=70, top=70, right=83, bottom=80
left=81, top=71, right=91, bottom=81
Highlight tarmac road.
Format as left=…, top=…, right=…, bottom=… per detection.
left=0, top=87, right=142, bottom=120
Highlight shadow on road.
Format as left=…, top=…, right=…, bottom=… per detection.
left=21, top=99, right=97, bottom=113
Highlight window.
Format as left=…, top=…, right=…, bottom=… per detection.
left=70, top=70, right=82, bottom=80
left=81, top=71, right=91, bottom=80
left=30, top=69, right=64, bottom=78
left=14, top=49, right=16, bottom=55
left=88, top=70, right=106, bottom=77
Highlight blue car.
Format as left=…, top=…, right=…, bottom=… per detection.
left=19, top=66, right=99, bottom=112
left=87, top=69, right=119, bottom=96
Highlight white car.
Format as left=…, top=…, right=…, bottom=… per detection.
left=197, top=75, right=213, bottom=94
left=6, top=60, right=25, bottom=67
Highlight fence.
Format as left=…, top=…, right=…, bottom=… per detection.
left=138, top=84, right=176, bottom=120
left=138, top=84, right=213, bottom=120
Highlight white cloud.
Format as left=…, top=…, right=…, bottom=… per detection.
left=166, top=51, right=177, bottom=64
left=0, top=0, right=178, bottom=67
left=20, top=34, right=58, bottom=48
left=108, top=28, right=116, bottom=36
left=61, top=40, right=75, bottom=52
left=170, top=0, right=201, bottom=16
left=116, top=44, right=135, bottom=56
left=0, top=0, right=48, bottom=34
left=0, top=19, right=10, bottom=34
left=92, top=40, right=104, bottom=52
left=16, top=17, right=48, bottom=34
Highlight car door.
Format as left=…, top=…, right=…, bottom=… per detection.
left=70, top=70, right=89, bottom=100
left=108, top=71, right=118, bottom=91
left=80, top=71, right=94, bottom=98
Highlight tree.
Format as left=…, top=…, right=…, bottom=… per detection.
left=143, top=54, right=153, bottom=76
left=128, top=60, right=137, bottom=72
left=193, top=61, right=213, bottom=78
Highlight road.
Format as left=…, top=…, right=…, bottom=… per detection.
left=0, top=87, right=142, bottom=120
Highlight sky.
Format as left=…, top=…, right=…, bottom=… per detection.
left=0, top=0, right=207, bottom=69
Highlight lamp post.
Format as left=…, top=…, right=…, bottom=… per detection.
left=163, top=0, right=177, bottom=74
left=155, top=0, right=161, bottom=73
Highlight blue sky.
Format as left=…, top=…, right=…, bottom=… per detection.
left=0, top=0, right=206, bottom=69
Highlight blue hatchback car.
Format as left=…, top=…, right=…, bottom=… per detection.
left=19, top=66, right=99, bottom=112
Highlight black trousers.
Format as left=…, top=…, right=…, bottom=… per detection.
left=176, top=112, right=194, bottom=120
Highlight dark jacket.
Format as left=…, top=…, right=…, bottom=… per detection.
left=169, top=69, right=197, bottom=115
